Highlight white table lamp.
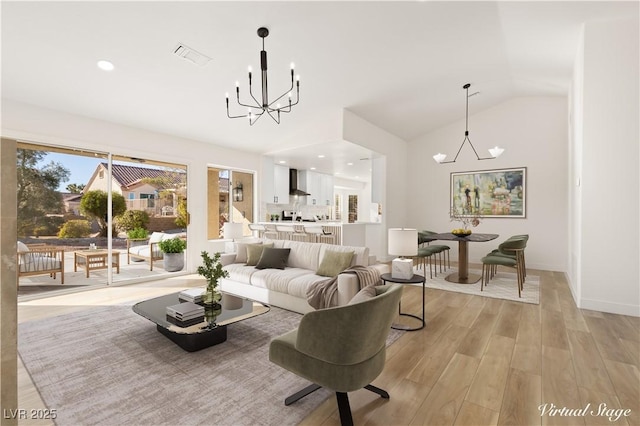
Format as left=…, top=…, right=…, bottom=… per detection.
left=388, top=228, right=417, bottom=280
left=223, top=222, right=244, bottom=241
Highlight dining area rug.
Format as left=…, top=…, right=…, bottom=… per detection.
left=413, top=266, right=540, bottom=304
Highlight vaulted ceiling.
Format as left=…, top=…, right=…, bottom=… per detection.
left=2, top=1, right=636, bottom=169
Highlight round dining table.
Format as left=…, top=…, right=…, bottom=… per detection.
left=429, top=232, right=499, bottom=284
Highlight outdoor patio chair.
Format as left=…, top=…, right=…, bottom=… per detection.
left=17, top=241, right=65, bottom=284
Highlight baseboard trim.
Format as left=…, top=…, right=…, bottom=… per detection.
left=580, top=298, right=640, bottom=317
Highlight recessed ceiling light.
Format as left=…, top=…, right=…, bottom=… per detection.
left=310, top=167, right=316, bottom=170
left=347, top=162, right=353, bottom=166
left=318, top=155, right=325, bottom=158
left=279, top=160, right=286, bottom=164
left=97, top=60, right=114, bottom=71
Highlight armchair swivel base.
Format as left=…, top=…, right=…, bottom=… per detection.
left=284, top=383, right=389, bottom=426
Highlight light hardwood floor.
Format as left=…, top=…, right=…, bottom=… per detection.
left=16, top=269, right=639, bottom=425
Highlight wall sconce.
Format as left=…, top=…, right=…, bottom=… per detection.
left=233, top=182, right=243, bottom=202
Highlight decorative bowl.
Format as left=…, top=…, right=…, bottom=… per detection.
left=452, top=231, right=472, bottom=238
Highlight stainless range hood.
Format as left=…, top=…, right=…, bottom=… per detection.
left=289, top=169, right=310, bottom=196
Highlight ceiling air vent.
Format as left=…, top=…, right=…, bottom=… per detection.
left=173, top=43, right=211, bottom=67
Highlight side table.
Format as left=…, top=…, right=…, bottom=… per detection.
left=380, top=273, right=426, bottom=331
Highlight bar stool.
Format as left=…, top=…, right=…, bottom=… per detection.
left=276, top=224, right=300, bottom=240
left=248, top=223, right=265, bottom=238
left=291, top=224, right=308, bottom=242
left=303, top=225, right=337, bottom=244
left=263, top=223, right=279, bottom=240
left=320, top=225, right=338, bottom=245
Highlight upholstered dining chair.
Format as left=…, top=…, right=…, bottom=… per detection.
left=415, top=245, right=440, bottom=279
left=418, top=230, right=450, bottom=272
left=269, top=284, right=403, bottom=426
left=481, top=237, right=527, bottom=297
left=485, top=235, right=529, bottom=283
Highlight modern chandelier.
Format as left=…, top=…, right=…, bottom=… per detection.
left=433, top=83, right=504, bottom=164
left=225, top=27, right=300, bottom=126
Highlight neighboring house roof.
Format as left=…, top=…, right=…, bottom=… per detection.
left=61, top=192, right=83, bottom=202
left=99, top=162, right=185, bottom=190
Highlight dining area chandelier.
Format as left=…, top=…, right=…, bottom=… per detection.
left=225, top=27, right=300, bottom=126
left=433, top=83, right=504, bottom=164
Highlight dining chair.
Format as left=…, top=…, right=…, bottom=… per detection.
left=414, top=245, right=440, bottom=279
left=481, top=238, right=527, bottom=297
left=485, top=235, right=529, bottom=283
left=418, top=230, right=450, bottom=272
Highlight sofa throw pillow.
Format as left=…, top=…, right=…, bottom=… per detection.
left=235, top=242, right=261, bottom=263
left=255, top=247, right=291, bottom=270
left=316, top=250, right=355, bottom=277
left=348, top=285, right=378, bottom=305
left=246, top=242, right=274, bottom=266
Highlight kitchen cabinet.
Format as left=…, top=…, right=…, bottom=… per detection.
left=273, top=165, right=290, bottom=204
left=319, top=173, right=334, bottom=206
left=300, top=170, right=334, bottom=206
left=262, top=159, right=290, bottom=204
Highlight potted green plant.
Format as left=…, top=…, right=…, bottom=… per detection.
left=127, top=227, right=148, bottom=239
left=158, top=237, right=186, bottom=272
left=197, top=251, right=229, bottom=306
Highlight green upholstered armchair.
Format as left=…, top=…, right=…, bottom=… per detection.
left=269, top=284, right=403, bottom=426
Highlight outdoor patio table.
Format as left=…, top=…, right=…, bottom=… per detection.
left=74, top=249, right=120, bottom=278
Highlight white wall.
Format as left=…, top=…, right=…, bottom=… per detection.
left=568, top=26, right=585, bottom=304
left=572, top=18, right=639, bottom=316
left=342, top=109, right=409, bottom=261
left=406, top=97, right=569, bottom=271
left=1, top=100, right=262, bottom=272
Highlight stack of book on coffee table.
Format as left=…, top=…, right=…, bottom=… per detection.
left=178, top=288, right=205, bottom=304
left=166, top=301, right=204, bottom=327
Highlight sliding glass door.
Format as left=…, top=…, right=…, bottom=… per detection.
left=16, top=141, right=188, bottom=297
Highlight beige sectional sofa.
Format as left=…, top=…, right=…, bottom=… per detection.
left=220, top=239, right=389, bottom=314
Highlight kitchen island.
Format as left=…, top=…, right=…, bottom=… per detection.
left=257, top=221, right=380, bottom=247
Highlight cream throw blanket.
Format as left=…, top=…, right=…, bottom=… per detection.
left=307, top=265, right=382, bottom=309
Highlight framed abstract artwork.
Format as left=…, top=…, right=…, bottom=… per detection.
left=450, top=167, right=526, bottom=218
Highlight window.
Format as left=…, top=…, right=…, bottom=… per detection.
left=348, top=195, right=358, bottom=223
left=334, top=194, right=342, bottom=221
